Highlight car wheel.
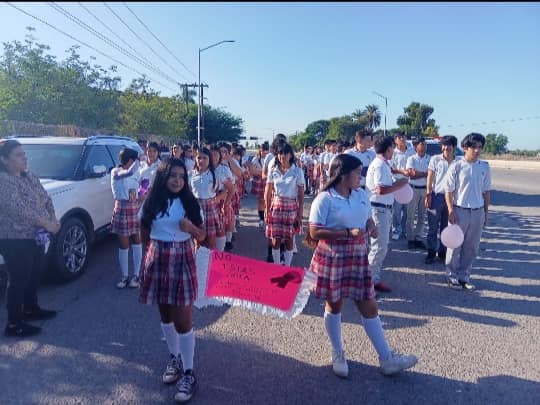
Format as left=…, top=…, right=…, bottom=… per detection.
left=52, top=217, right=89, bottom=281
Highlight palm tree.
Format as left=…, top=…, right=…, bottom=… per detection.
left=363, top=104, right=381, bottom=130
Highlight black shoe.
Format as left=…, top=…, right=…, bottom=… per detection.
left=174, top=370, right=198, bottom=403
left=438, top=250, right=446, bottom=262
left=224, top=242, right=233, bottom=252
left=408, top=241, right=417, bottom=250
left=447, top=276, right=461, bottom=289
left=459, top=280, right=476, bottom=291
left=24, top=307, right=57, bottom=321
left=5, top=321, right=41, bottom=337
left=424, top=250, right=436, bottom=264
left=266, top=255, right=274, bottom=263
left=414, top=240, right=427, bottom=249
left=231, top=234, right=236, bottom=242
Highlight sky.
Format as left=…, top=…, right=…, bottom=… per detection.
left=1, top=2, right=539, bottom=149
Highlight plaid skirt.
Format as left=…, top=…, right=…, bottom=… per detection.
left=307, top=162, right=315, bottom=179
left=251, top=176, right=265, bottom=197
left=111, top=200, right=140, bottom=236
left=309, top=238, right=374, bottom=302
left=139, top=239, right=197, bottom=306
left=231, top=188, right=241, bottom=215
left=265, top=196, right=298, bottom=240
left=218, top=198, right=234, bottom=227
left=198, top=197, right=222, bottom=238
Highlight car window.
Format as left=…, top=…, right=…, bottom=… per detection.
left=82, top=145, right=115, bottom=176
left=23, top=144, right=84, bottom=180
left=426, top=143, right=442, bottom=156
left=107, top=144, right=142, bottom=164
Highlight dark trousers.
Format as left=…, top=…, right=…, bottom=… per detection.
left=426, top=193, right=448, bottom=254
left=0, top=239, right=44, bottom=323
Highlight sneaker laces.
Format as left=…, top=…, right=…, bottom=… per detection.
left=177, top=373, right=195, bottom=392
left=165, top=356, right=181, bottom=375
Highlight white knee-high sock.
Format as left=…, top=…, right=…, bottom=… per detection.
left=132, top=244, right=142, bottom=277
left=161, top=322, right=178, bottom=357
left=363, top=316, right=391, bottom=360
left=284, top=249, right=294, bottom=266
left=178, top=329, right=195, bottom=372
left=216, top=236, right=226, bottom=251
left=324, top=311, right=343, bottom=353
left=272, top=249, right=281, bottom=265
left=292, top=234, right=298, bottom=253
left=226, top=232, right=233, bottom=243
left=118, top=248, right=129, bottom=278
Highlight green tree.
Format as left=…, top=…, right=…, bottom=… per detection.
left=397, top=102, right=438, bottom=138
left=304, top=119, right=330, bottom=143
left=353, top=104, right=381, bottom=130
left=484, top=133, right=509, bottom=154
left=327, top=115, right=365, bottom=142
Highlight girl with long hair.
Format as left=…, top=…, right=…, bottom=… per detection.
left=210, top=144, right=235, bottom=251
left=306, top=154, right=417, bottom=379
left=218, top=142, right=241, bottom=251
left=189, top=147, right=221, bottom=250
left=139, top=158, right=206, bottom=403
left=249, top=142, right=269, bottom=228
left=139, top=141, right=161, bottom=202
left=111, top=147, right=142, bottom=289
left=264, top=142, right=304, bottom=266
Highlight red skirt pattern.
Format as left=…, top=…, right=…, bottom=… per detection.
left=251, top=176, right=265, bottom=197
left=198, top=197, right=222, bottom=238
left=307, top=162, right=315, bottom=179
left=139, top=239, right=197, bottom=306
left=218, top=198, right=234, bottom=227
left=265, top=196, right=298, bottom=241
left=309, top=238, right=374, bottom=302
left=111, top=199, right=140, bottom=236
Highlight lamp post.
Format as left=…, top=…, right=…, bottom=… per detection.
left=197, top=40, right=235, bottom=146
left=372, top=91, right=387, bottom=137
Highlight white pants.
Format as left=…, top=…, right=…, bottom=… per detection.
left=368, top=206, right=392, bottom=284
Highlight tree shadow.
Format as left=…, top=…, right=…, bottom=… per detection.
left=490, top=189, right=540, bottom=208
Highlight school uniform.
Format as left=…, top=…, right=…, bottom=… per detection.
left=365, top=156, right=394, bottom=284
left=309, top=188, right=375, bottom=302
left=230, top=159, right=244, bottom=217
left=250, top=157, right=266, bottom=197
left=189, top=169, right=222, bottom=238
left=111, top=162, right=141, bottom=236
left=318, top=151, right=328, bottom=189
left=426, top=154, right=459, bottom=255
left=344, top=147, right=376, bottom=188
left=405, top=153, right=431, bottom=242
left=139, top=198, right=198, bottom=306
left=216, top=164, right=235, bottom=227
left=265, top=164, right=304, bottom=241
left=444, top=159, right=491, bottom=283
left=391, top=147, right=414, bottom=237
left=138, top=159, right=160, bottom=199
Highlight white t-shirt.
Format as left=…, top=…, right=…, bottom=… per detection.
left=406, top=153, right=431, bottom=187
left=111, top=162, right=140, bottom=201
left=189, top=169, right=218, bottom=199
left=445, top=159, right=491, bottom=209
left=309, top=188, right=371, bottom=230
left=428, top=154, right=459, bottom=194
left=139, top=159, right=160, bottom=188
left=263, top=152, right=275, bottom=171
left=391, top=147, right=415, bottom=180
left=184, top=157, right=195, bottom=173
left=322, top=152, right=336, bottom=176
left=145, top=198, right=193, bottom=242
left=216, top=164, right=235, bottom=190
left=343, top=147, right=376, bottom=186
left=365, top=156, right=394, bottom=205
left=267, top=164, right=305, bottom=198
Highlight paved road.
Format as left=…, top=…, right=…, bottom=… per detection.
left=1, top=167, right=539, bottom=404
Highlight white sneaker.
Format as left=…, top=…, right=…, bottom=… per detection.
left=379, top=351, right=417, bottom=375
left=331, top=350, right=349, bottom=378
left=128, top=276, right=140, bottom=288
left=391, top=233, right=400, bottom=241
left=116, top=277, right=129, bottom=289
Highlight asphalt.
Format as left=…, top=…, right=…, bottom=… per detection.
left=0, top=166, right=539, bottom=405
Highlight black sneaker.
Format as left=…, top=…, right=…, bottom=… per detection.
left=408, top=241, right=417, bottom=250
left=224, top=242, right=233, bottom=252
left=24, top=307, right=57, bottom=321
left=163, top=355, right=183, bottom=384
left=266, top=255, right=274, bottom=263
left=5, top=321, right=41, bottom=337
left=447, top=276, right=461, bottom=289
left=414, top=240, right=427, bottom=249
left=174, top=370, right=198, bottom=403
left=424, top=250, right=437, bottom=264
left=459, top=280, right=476, bottom=291
left=438, top=250, right=446, bottom=262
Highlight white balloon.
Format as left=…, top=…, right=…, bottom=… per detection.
left=441, top=224, right=464, bottom=249
left=394, top=183, right=413, bottom=204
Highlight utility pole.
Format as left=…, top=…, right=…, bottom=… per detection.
left=180, top=82, right=208, bottom=142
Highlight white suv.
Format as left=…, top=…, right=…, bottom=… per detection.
left=0, top=135, right=143, bottom=281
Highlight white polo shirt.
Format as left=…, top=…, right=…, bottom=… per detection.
left=263, top=152, right=275, bottom=171
left=309, top=188, right=371, bottom=230
left=267, top=164, right=305, bottom=198
left=145, top=198, right=192, bottom=242
left=189, top=169, right=218, bottom=199
left=344, top=147, right=376, bottom=186
left=365, top=156, right=394, bottom=205
left=428, top=154, right=459, bottom=194
left=184, top=157, right=195, bottom=173
left=406, top=153, right=431, bottom=187
left=111, top=164, right=140, bottom=201
left=445, top=159, right=491, bottom=209
left=139, top=159, right=160, bottom=188
left=323, top=152, right=336, bottom=176
left=391, top=147, right=414, bottom=180
left=216, top=164, right=235, bottom=190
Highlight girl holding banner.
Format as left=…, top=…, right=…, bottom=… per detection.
left=265, top=142, right=305, bottom=266
left=139, top=159, right=206, bottom=403
left=306, top=154, right=417, bottom=378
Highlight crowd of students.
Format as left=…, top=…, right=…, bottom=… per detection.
left=105, top=129, right=490, bottom=402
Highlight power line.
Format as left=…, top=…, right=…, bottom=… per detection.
left=6, top=2, right=177, bottom=93
left=102, top=2, right=190, bottom=82
left=48, top=2, right=179, bottom=86
left=445, top=115, right=540, bottom=128
left=123, top=2, right=196, bottom=78
left=78, top=2, right=172, bottom=83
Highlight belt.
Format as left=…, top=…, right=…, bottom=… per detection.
left=455, top=205, right=483, bottom=211
left=371, top=202, right=393, bottom=209
left=410, top=185, right=426, bottom=189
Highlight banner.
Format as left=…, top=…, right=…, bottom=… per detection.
left=194, top=248, right=316, bottom=319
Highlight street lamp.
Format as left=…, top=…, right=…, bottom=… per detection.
left=198, top=40, right=235, bottom=146
left=372, top=91, right=387, bottom=137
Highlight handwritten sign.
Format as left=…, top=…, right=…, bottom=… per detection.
left=206, top=251, right=306, bottom=311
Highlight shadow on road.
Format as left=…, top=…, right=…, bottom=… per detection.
left=490, top=189, right=540, bottom=207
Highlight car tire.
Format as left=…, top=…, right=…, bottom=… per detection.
left=51, top=217, right=89, bottom=281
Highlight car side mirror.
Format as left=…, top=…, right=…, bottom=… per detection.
left=89, top=165, right=107, bottom=178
